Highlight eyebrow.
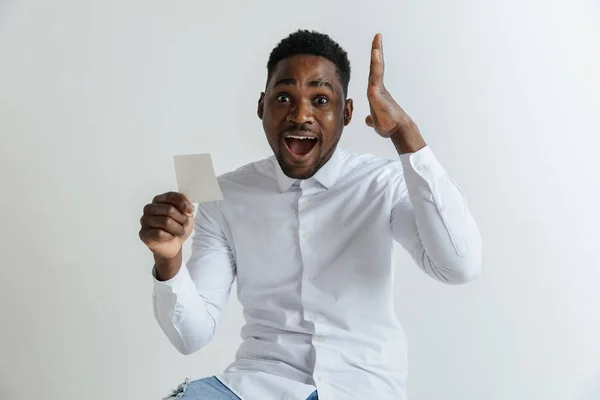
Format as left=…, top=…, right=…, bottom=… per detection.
left=273, top=78, right=336, bottom=94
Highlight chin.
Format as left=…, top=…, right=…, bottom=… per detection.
left=285, top=168, right=317, bottom=180
left=278, top=158, right=319, bottom=180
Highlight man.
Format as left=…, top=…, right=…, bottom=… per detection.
left=139, top=30, right=482, bottom=400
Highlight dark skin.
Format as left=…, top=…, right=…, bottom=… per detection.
left=258, top=54, right=354, bottom=179
left=365, top=34, right=426, bottom=154
left=140, top=34, right=426, bottom=280
left=139, top=192, right=195, bottom=281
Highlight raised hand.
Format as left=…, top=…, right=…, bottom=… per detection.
left=366, top=34, right=425, bottom=153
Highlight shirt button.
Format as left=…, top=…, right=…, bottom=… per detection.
left=300, top=199, right=308, bottom=207
left=307, top=276, right=315, bottom=282
left=306, top=313, right=315, bottom=321
left=317, top=375, right=326, bottom=382
left=440, top=204, right=447, bottom=212
left=315, top=335, right=324, bottom=342
left=416, top=164, right=425, bottom=171
left=302, top=232, right=309, bottom=240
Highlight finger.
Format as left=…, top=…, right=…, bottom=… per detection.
left=141, top=215, right=186, bottom=237
left=377, top=33, right=384, bottom=65
left=139, top=228, right=175, bottom=244
left=152, top=192, right=194, bottom=215
left=365, top=115, right=374, bottom=127
left=371, top=33, right=383, bottom=56
left=153, top=192, right=194, bottom=214
left=143, top=203, right=189, bottom=225
left=369, top=34, right=384, bottom=87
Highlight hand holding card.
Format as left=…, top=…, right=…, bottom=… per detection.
left=138, top=153, right=223, bottom=280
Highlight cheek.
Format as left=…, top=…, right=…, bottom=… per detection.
left=319, top=112, right=341, bottom=136
left=262, top=106, right=282, bottom=140
left=264, top=103, right=285, bottom=123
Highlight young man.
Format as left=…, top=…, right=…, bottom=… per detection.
left=139, top=30, right=482, bottom=400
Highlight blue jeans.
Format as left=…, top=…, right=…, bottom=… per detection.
left=163, top=377, right=319, bottom=399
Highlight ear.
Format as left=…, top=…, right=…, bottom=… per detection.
left=257, top=92, right=265, bottom=120
left=343, top=98, right=354, bottom=126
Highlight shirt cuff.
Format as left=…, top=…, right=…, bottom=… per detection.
left=152, top=264, right=195, bottom=295
left=399, top=145, right=446, bottom=180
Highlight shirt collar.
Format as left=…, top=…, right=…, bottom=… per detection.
left=273, top=146, right=344, bottom=193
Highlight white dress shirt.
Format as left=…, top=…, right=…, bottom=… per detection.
left=153, top=145, right=482, bottom=400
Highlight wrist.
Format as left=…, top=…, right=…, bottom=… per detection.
left=390, top=119, right=426, bottom=154
left=153, top=251, right=183, bottom=281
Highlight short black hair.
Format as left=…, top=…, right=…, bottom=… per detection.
left=267, top=30, right=351, bottom=98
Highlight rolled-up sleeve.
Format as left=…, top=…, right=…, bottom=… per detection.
left=152, top=200, right=236, bottom=354
left=390, top=146, right=482, bottom=284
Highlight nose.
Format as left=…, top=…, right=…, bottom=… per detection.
left=286, top=98, right=314, bottom=125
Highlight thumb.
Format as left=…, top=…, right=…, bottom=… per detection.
left=182, top=216, right=194, bottom=240
left=181, top=194, right=195, bottom=216
left=183, top=213, right=195, bottom=239
left=365, top=115, right=374, bottom=127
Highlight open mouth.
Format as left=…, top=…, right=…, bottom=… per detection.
left=284, top=134, right=318, bottom=157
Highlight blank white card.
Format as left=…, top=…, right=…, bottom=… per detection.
left=173, top=153, right=223, bottom=203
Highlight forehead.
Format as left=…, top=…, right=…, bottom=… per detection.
left=268, top=55, right=341, bottom=89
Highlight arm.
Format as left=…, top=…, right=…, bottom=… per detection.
left=389, top=146, right=482, bottom=283
left=366, top=34, right=481, bottom=283
left=152, top=201, right=236, bottom=354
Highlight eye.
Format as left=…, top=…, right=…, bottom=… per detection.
left=314, top=96, right=328, bottom=105
left=276, top=94, right=290, bottom=103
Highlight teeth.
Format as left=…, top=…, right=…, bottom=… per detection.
left=286, top=135, right=316, bottom=140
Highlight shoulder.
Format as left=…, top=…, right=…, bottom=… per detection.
left=339, top=148, right=405, bottom=184
left=217, top=156, right=275, bottom=189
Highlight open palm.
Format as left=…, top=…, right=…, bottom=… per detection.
left=365, top=34, right=412, bottom=138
